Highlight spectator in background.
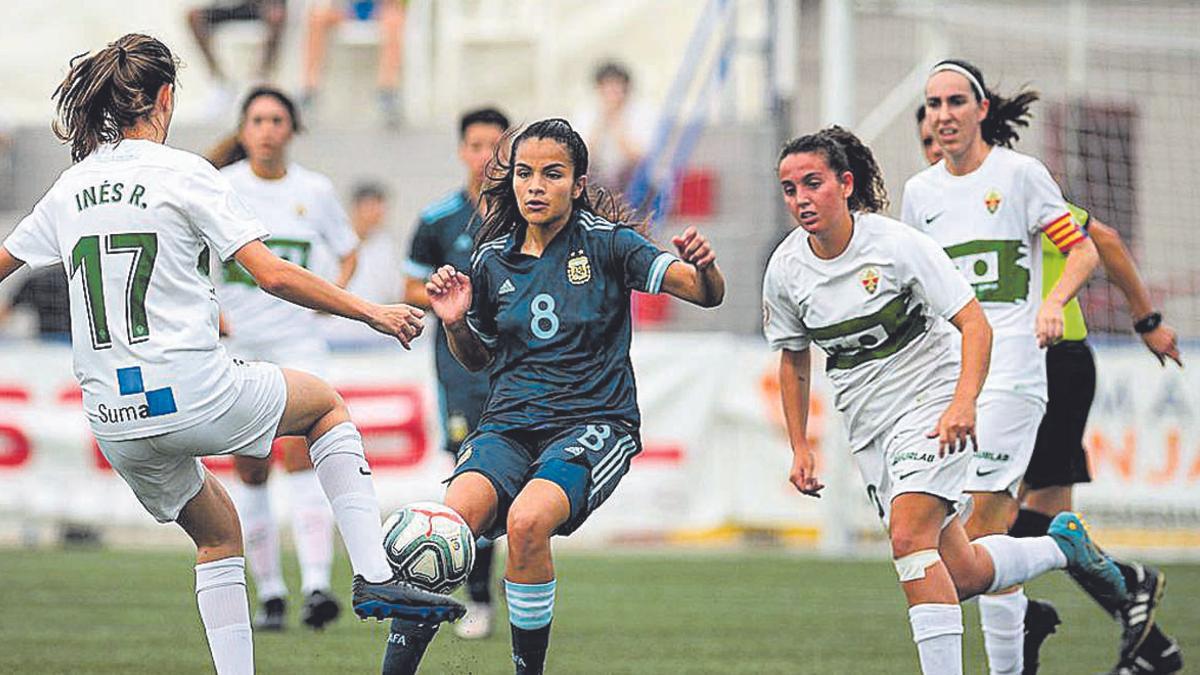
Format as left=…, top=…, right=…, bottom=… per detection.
left=186, top=1, right=288, bottom=119
left=573, top=60, right=655, bottom=191
left=302, top=0, right=406, bottom=128
left=322, top=182, right=403, bottom=347
left=0, top=267, right=71, bottom=342
left=345, top=182, right=401, bottom=304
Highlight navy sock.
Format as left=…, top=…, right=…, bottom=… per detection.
left=468, top=539, right=495, bottom=604
left=1009, top=508, right=1053, bottom=538
left=510, top=623, right=551, bottom=675
left=380, top=618, right=439, bottom=675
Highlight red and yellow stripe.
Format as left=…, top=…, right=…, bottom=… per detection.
left=1043, top=212, right=1087, bottom=252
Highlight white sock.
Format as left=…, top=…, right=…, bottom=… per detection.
left=195, top=557, right=254, bottom=675
left=979, top=590, right=1028, bottom=675
left=308, top=422, right=393, bottom=583
left=286, top=469, right=335, bottom=595
left=233, top=481, right=287, bottom=601
left=908, top=603, right=963, bottom=675
left=975, top=534, right=1067, bottom=592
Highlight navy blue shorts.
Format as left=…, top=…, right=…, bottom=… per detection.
left=450, top=420, right=642, bottom=538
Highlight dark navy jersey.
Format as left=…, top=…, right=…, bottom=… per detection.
left=467, top=210, right=678, bottom=432
left=407, top=190, right=491, bottom=415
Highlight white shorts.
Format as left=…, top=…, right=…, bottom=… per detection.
left=854, top=400, right=972, bottom=531
left=964, top=391, right=1046, bottom=496
left=97, top=361, right=288, bottom=523
left=225, top=337, right=329, bottom=379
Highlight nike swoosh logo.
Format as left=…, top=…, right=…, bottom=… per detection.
left=898, top=470, right=920, bottom=481
left=975, top=467, right=1000, bottom=477
left=358, top=467, right=373, bottom=476
left=925, top=212, right=944, bottom=225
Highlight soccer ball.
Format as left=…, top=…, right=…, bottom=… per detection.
left=382, top=501, right=475, bottom=594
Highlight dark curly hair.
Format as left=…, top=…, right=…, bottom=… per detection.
left=475, top=118, right=645, bottom=247
left=777, top=125, right=889, bottom=213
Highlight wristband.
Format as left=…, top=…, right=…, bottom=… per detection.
left=1134, top=311, right=1162, bottom=334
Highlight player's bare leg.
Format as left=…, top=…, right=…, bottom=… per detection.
left=504, top=479, right=571, bottom=675
left=178, top=470, right=253, bottom=674
left=890, top=493, right=963, bottom=675
left=965, top=491, right=1028, bottom=674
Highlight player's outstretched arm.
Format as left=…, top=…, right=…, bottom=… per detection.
left=661, top=226, right=725, bottom=307
left=426, top=264, right=492, bottom=372
left=928, top=299, right=992, bottom=456
left=233, top=240, right=424, bottom=348
left=0, top=248, right=26, bottom=286
left=1038, top=236, right=1098, bottom=347
left=1090, top=218, right=1182, bottom=366
left=779, top=348, right=824, bottom=498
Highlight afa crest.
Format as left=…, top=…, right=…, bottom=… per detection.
left=567, top=250, right=592, bottom=285
left=859, top=267, right=880, bottom=294
left=985, top=189, right=1002, bottom=214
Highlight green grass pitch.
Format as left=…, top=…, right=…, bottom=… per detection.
left=0, top=548, right=1195, bottom=673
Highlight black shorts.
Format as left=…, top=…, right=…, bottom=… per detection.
left=1025, top=340, right=1095, bottom=489
left=450, top=420, right=642, bottom=539
left=195, top=0, right=285, bottom=25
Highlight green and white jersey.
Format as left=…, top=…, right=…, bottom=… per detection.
left=215, top=160, right=358, bottom=350
left=901, top=146, right=1079, bottom=402
left=763, top=212, right=974, bottom=450
left=2, top=140, right=269, bottom=440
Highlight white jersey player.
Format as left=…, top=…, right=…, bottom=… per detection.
left=208, top=87, right=359, bottom=632
left=765, top=126, right=1128, bottom=675
left=900, top=60, right=1138, bottom=675
left=0, top=34, right=461, bottom=675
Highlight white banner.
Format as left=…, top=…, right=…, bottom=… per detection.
left=0, top=336, right=1195, bottom=551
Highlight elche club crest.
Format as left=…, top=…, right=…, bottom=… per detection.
left=985, top=188, right=1002, bottom=214
left=567, top=249, right=592, bottom=285
left=859, top=267, right=880, bottom=294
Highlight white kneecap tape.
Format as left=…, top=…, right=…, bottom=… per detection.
left=895, top=549, right=942, bottom=582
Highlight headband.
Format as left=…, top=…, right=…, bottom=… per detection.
left=930, top=63, right=985, bottom=100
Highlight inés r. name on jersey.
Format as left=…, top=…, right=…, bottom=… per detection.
left=763, top=213, right=974, bottom=450
left=3, top=140, right=269, bottom=440
left=465, top=211, right=678, bottom=433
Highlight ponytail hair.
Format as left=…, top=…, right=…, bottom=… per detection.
left=475, top=117, right=646, bottom=247
left=52, top=33, right=178, bottom=162
left=777, top=125, right=888, bottom=213
left=205, top=86, right=302, bottom=170
left=930, top=59, right=1040, bottom=149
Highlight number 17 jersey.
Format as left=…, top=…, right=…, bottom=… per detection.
left=3, top=140, right=269, bottom=440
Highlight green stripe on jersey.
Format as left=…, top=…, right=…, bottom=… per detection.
left=807, top=290, right=928, bottom=371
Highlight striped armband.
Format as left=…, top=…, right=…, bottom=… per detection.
left=1042, top=212, right=1087, bottom=252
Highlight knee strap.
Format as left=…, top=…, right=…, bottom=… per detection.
left=894, top=549, right=942, bottom=582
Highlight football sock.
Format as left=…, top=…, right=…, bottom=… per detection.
left=909, top=603, right=963, bottom=675
left=196, top=556, right=253, bottom=675
left=286, top=469, right=335, bottom=594
left=1008, top=508, right=1052, bottom=539
left=468, top=537, right=495, bottom=605
left=308, top=422, right=392, bottom=583
left=380, top=618, right=439, bottom=675
left=975, top=534, right=1067, bottom=592
left=506, top=579, right=555, bottom=675
left=979, top=590, right=1027, bottom=675
left=233, top=481, right=287, bottom=601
